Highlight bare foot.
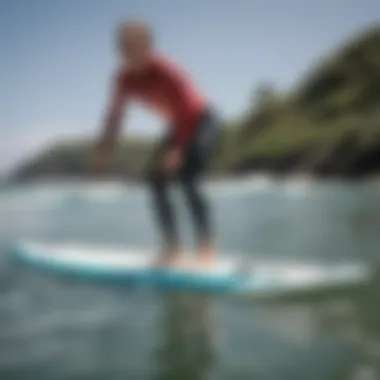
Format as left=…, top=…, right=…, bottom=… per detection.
left=195, top=242, right=215, bottom=269
left=197, top=256, right=214, bottom=269
left=153, top=248, right=181, bottom=268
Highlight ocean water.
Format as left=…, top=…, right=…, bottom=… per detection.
left=0, top=176, right=379, bottom=380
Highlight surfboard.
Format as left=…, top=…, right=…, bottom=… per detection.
left=10, top=241, right=372, bottom=297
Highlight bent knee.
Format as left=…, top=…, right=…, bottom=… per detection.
left=147, top=170, right=167, bottom=191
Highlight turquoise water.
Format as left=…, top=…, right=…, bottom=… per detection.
left=0, top=177, right=379, bottom=380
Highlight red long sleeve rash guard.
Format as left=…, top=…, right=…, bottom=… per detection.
left=103, top=54, right=207, bottom=151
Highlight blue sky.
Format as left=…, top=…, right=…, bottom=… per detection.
left=0, top=0, right=379, bottom=173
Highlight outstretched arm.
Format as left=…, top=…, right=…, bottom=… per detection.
left=98, top=72, right=127, bottom=151
left=93, top=72, right=127, bottom=174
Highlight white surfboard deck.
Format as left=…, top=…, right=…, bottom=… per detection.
left=11, top=241, right=372, bottom=296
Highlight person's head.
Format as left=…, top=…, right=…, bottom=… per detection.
left=117, top=20, right=154, bottom=70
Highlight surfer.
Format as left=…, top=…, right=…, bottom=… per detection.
left=93, top=20, right=221, bottom=268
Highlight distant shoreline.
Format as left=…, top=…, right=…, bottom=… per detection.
left=5, top=170, right=380, bottom=188
left=8, top=27, right=380, bottom=187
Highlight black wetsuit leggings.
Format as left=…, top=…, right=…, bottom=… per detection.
left=146, top=108, right=221, bottom=250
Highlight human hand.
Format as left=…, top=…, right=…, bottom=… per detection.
left=163, top=147, right=182, bottom=173
left=91, top=143, right=112, bottom=176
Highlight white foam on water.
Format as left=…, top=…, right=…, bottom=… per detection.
left=205, top=175, right=274, bottom=198
left=281, top=175, right=315, bottom=198
left=0, top=174, right=367, bottom=213
left=0, top=176, right=276, bottom=212
left=0, top=189, right=66, bottom=212
left=65, top=182, right=128, bottom=203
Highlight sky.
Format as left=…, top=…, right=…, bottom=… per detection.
left=0, top=0, right=379, bottom=174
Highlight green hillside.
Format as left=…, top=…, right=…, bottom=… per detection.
left=233, top=26, right=380, bottom=177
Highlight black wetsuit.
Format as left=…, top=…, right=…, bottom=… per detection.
left=146, top=108, right=221, bottom=249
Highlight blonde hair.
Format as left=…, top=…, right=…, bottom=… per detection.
left=117, top=19, right=153, bottom=50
